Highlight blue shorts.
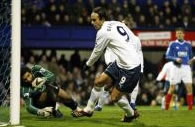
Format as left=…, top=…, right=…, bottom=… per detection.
left=105, top=62, right=141, bottom=93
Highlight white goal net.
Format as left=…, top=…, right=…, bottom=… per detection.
left=0, top=0, right=11, bottom=125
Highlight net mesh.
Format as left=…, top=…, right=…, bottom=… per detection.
left=0, top=0, right=11, bottom=124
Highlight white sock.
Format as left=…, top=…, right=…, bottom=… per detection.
left=97, top=89, right=109, bottom=108
left=117, top=96, right=134, bottom=117
left=161, top=96, right=165, bottom=110
left=130, top=84, right=139, bottom=104
left=84, top=86, right=103, bottom=112
left=55, top=102, right=60, bottom=110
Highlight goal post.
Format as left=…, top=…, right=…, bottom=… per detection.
left=10, top=0, right=21, bottom=125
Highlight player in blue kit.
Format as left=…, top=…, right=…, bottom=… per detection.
left=165, top=28, right=193, bottom=110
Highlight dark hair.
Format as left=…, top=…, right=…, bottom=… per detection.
left=21, top=66, right=32, bottom=86
left=92, top=7, right=108, bottom=20
left=21, top=66, right=31, bottom=77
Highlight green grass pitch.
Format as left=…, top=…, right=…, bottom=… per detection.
left=4, top=106, right=195, bottom=127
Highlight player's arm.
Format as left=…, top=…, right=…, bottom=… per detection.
left=86, top=31, right=110, bottom=67
left=21, top=87, right=42, bottom=115
left=32, top=65, right=55, bottom=84
left=188, top=56, right=195, bottom=65
left=165, top=43, right=182, bottom=64
left=137, top=44, right=144, bottom=73
left=24, top=97, right=40, bottom=115
left=24, top=96, right=52, bottom=117
left=188, top=43, right=194, bottom=65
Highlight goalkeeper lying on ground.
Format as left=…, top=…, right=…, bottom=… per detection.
left=21, top=65, right=80, bottom=117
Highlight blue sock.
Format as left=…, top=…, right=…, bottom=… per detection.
left=130, top=103, right=136, bottom=110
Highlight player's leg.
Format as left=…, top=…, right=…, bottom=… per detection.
left=185, top=83, right=193, bottom=110
left=165, top=85, right=175, bottom=110
left=130, top=84, right=139, bottom=110
left=165, top=65, right=180, bottom=110
left=72, top=72, right=113, bottom=117
left=182, top=65, right=193, bottom=110
left=111, top=87, right=139, bottom=122
left=83, top=73, right=112, bottom=113
left=162, top=80, right=170, bottom=110
left=46, top=84, right=79, bottom=111
left=33, top=92, right=63, bottom=118
left=58, top=88, right=79, bottom=111
left=84, top=86, right=104, bottom=112
left=95, top=88, right=109, bottom=111
left=111, top=88, right=132, bottom=116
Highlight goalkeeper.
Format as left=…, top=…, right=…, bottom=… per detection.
left=21, top=65, right=80, bottom=117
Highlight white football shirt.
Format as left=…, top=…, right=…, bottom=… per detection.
left=86, top=21, right=140, bottom=70
left=104, top=35, right=144, bottom=72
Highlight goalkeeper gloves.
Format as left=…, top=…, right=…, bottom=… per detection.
left=37, top=107, right=53, bottom=117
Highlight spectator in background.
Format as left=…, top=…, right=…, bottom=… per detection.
left=53, top=14, right=62, bottom=25
left=63, top=14, right=71, bottom=25
left=133, top=5, right=142, bottom=23
left=47, top=4, right=57, bottom=25
left=172, top=16, right=180, bottom=27
left=26, top=55, right=36, bottom=69
left=58, top=54, right=68, bottom=69
left=57, top=65, right=68, bottom=87
left=109, top=0, right=120, bottom=13
left=137, top=15, right=146, bottom=28
left=21, top=8, right=27, bottom=25
left=48, top=56, right=59, bottom=76
left=181, top=0, right=191, bottom=17
left=70, top=50, right=81, bottom=69
left=38, top=55, right=49, bottom=69
left=86, top=0, right=95, bottom=13
left=170, top=0, right=180, bottom=17
left=21, top=0, right=195, bottom=28
left=121, top=0, right=129, bottom=16
left=153, top=15, right=164, bottom=29
left=164, top=18, right=172, bottom=28
left=72, top=67, right=84, bottom=90
left=181, top=16, right=191, bottom=29
left=98, top=0, right=108, bottom=9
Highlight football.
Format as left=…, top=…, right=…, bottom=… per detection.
left=32, top=77, right=46, bottom=88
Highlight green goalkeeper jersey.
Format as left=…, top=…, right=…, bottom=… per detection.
left=32, top=65, right=56, bottom=84
left=21, top=65, right=56, bottom=115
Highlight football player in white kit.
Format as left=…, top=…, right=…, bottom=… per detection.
left=156, top=62, right=174, bottom=109
left=72, top=7, right=141, bottom=122
left=95, top=30, right=144, bottom=113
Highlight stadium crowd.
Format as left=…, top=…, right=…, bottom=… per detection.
left=21, top=49, right=195, bottom=107
left=21, top=0, right=195, bottom=29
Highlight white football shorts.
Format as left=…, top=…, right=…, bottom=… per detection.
left=169, top=64, right=192, bottom=85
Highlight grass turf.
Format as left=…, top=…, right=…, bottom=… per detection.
left=2, top=106, right=195, bottom=127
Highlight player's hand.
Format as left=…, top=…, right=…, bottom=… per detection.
left=176, top=58, right=182, bottom=64
left=37, top=109, right=52, bottom=117
left=188, top=58, right=195, bottom=66
left=42, top=107, right=53, bottom=113
left=23, top=93, right=30, bottom=98
left=174, top=58, right=182, bottom=67
left=82, top=64, right=90, bottom=72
